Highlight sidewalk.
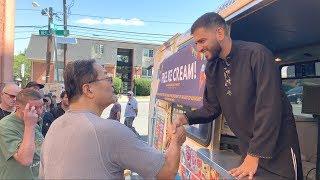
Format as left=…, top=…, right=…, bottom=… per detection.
left=118, top=95, right=150, bottom=103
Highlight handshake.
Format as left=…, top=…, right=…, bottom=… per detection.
left=169, top=114, right=189, bottom=146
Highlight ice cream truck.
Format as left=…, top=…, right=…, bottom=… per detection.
left=148, top=0, right=320, bottom=179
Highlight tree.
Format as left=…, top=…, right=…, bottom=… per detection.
left=134, top=78, right=152, bottom=96
left=113, top=77, right=123, bottom=94
left=13, top=54, right=31, bottom=88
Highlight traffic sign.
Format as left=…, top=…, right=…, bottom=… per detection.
left=55, top=30, right=69, bottom=36
left=55, top=36, right=77, bottom=44
left=39, top=29, right=69, bottom=36
left=39, top=30, right=51, bottom=36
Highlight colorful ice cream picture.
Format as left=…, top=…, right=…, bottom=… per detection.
left=199, top=64, right=206, bottom=91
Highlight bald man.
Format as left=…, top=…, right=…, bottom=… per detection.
left=0, top=83, right=21, bottom=120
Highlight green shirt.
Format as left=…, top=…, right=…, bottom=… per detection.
left=0, top=114, right=44, bottom=179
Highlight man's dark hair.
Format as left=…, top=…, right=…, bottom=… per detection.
left=191, top=12, right=228, bottom=35
left=16, top=88, right=43, bottom=105
left=60, top=90, right=67, bottom=99
left=63, top=59, right=98, bottom=103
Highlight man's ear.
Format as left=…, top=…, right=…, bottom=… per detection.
left=15, top=102, right=24, bottom=112
left=216, top=27, right=226, bottom=41
left=82, top=84, right=94, bottom=99
left=15, top=104, right=20, bottom=111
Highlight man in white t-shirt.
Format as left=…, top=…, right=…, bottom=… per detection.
left=40, top=59, right=186, bottom=179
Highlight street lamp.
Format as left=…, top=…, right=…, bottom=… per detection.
left=32, top=1, right=40, bottom=8
left=32, top=1, right=54, bottom=83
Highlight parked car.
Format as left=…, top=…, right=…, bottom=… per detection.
left=286, top=86, right=303, bottom=104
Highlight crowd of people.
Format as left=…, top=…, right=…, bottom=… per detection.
left=0, top=60, right=186, bottom=179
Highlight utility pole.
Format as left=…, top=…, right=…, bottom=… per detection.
left=63, top=0, right=68, bottom=68
left=45, top=7, right=53, bottom=83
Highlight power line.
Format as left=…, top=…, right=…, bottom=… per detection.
left=64, top=25, right=174, bottom=37
left=14, top=24, right=174, bottom=37
left=15, top=37, right=31, bottom=40
left=15, top=30, right=38, bottom=33
left=14, top=33, right=165, bottom=43
left=16, top=8, right=42, bottom=12
left=68, top=28, right=169, bottom=39
left=15, top=25, right=47, bottom=28
left=69, top=33, right=165, bottom=43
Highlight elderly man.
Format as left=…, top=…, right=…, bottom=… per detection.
left=0, top=83, right=21, bottom=119
left=40, top=60, right=186, bottom=179
left=0, top=88, right=44, bottom=179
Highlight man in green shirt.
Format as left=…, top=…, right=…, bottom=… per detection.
left=0, top=88, right=44, bottom=179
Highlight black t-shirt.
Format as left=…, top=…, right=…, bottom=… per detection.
left=0, top=108, right=11, bottom=120
left=42, top=111, right=55, bottom=137
left=51, top=103, right=66, bottom=119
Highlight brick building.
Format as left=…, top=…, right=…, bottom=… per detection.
left=26, top=34, right=160, bottom=92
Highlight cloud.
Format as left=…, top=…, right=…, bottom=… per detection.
left=102, top=18, right=144, bottom=26
left=76, top=18, right=144, bottom=26
left=76, top=18, right=101, bottom=25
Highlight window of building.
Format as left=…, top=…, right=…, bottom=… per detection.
left=143, top=49, right=154, bottom=58
left=142, top=68, right=152, bottom=77
left=92, top=44, right=104, bottom=58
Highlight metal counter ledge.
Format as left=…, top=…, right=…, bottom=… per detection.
left=197, top=148, right=289, bottom=179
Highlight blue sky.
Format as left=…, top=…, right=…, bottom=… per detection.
left=15, top=0, right=226, bottom=54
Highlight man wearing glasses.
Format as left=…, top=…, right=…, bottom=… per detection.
left=40, top=60, right=186, bottom=179
left=0, top=83, right=21, bottom=120
left=0, top=88, right=44, bottom=179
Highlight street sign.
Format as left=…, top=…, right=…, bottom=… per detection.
left=55, top=30, right=69, bottom=36
left=39, top=30, right=51, bottom=36
left=39, top=29, right=69, bottom=36
left=55, top=36, right=77, bottom=44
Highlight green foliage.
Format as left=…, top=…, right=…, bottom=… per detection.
left=13, top=54, right=31, bottom=87
left=113, top=77, right=122, bottom=94
left=134, top=78, right=151, bottom=96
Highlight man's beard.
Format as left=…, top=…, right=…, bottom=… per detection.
left=210, top=43, right=222, bottom=60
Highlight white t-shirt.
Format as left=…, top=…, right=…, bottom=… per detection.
left=39, top=111, right=164, bottom=179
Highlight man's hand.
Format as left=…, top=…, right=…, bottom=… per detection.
left=229, top=154, right=259, bottom=179
left=23, top=103, right=39, bottom=127
left=172, top=113, right=188, bottom=134
left=171, top=126, right=186, bottom=146
left=157, top=125, right=186, bottom=179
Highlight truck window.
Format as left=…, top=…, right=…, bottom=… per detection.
left=171, top=104, right=212, bottom=146
left=281, top=61, right=320, bottom=117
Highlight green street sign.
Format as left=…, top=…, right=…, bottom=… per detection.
left=39, top=29, right=69, bottom=36
left=39, top=30, right=51, bottom=36
left=55, top=30, right=69, bottom=36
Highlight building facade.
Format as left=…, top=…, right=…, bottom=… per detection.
left=26, top=34, right=160, bottom=92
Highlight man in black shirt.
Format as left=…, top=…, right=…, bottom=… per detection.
left=52, top=91, right=69, bottom=119
left=0, top=83, right=21, bottom=120
left=172, top=12, right=302, bottom=179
